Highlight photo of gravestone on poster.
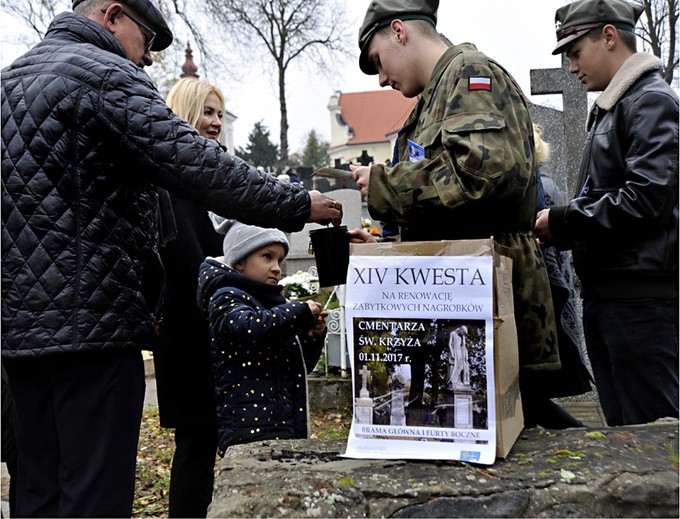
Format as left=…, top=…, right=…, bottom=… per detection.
left=342, top=255, right=496, bottom=464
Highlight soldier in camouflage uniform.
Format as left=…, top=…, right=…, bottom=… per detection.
left=353, top=0, right=581, bottom=428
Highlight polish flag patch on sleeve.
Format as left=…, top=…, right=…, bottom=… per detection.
left=468, top=76, right=492, bottom=91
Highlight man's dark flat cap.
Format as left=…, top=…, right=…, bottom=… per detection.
left=73, top=0, right=173, bottom=51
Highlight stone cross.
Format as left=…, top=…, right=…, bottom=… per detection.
left=530, top=54, right=588, bottom=196
left=359, top=365, right=370, bottom=398
left=360, top=365, right=369, bottom=389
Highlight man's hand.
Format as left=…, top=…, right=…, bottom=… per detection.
left=350, top=164, right=371, bottom=200
left=307, top=190, right=343, bottom=227
left=534, top=209, right=554, bottom=246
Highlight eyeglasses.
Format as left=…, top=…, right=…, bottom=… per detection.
left=101, top=8, right=157, bottom=52
left=122, top=11, right=156, bottom=51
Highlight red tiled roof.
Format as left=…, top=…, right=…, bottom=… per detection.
left=339, top=90, right=417, bottom=145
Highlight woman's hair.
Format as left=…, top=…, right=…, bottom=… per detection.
left=533, top=123, right=550, bottom=165
left=165, top=77, right=226, bottom=129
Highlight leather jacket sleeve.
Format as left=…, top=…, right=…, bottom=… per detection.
left=554, top=85, right=678, bottom=243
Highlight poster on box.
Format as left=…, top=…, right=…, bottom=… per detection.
left=342, top=255, right=496, bottom=464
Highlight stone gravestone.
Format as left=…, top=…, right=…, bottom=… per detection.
left=325, top=308, right=349, bottom=368
left=297, top=166, right=314, bottom=191
left=390, top=386, right=406, bottom=426
left=284, top=188, right=363, bottom=277
left=530, top=54, right=588, bottom=196
left=354, top=365, right=374, bottom=424
left=441, top=326, right=474, bottom=430
left=313, top=177, right=331, bottom=193
left=358, top=150, right=374, bottom=166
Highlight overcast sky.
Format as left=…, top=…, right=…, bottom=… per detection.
left=227, top=0, right=576, bottom=151
left=1, top=1, right=572, bottom=151
left=222, top=0, right=572, bottom=151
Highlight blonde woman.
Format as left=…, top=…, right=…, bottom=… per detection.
left=154, top=77, right=226, bottom=518
left=524, top=123, right=593, bottom=428
left=166, top=77, right=226, bottom=144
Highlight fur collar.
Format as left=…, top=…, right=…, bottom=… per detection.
left=587, top=53, right=662, bottom=128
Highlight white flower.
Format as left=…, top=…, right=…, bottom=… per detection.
left=280, top=270, right=319, bottom=300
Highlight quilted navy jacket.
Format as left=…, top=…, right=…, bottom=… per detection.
left=197, top=258, right=324, bottom=455
left=1, top=13, right=310, bottom=358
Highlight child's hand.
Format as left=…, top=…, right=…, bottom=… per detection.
left=306, top=300, right=323, bottom=317
left=308, top=317, right=327, bottom=338
left=306, top=301, right=327, bottom=338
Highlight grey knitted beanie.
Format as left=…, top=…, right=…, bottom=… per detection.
left=209, top=213, right=289, bottom=268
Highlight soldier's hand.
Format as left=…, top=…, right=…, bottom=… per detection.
left=350, top=164, right=370, bottom=200
left=347, top=227, right=377, bottom=244
left=307, top=190, right=342, bottom=227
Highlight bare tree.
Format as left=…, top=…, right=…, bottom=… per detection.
left=163, top=0, right=238, bottom=85
left=637, top=0, right=679, bottom=85
left=202, top=0, right=353, bottom=164
left=0, top=0, right=236, bottom=95
left=2, top=0, right=65, bottom=39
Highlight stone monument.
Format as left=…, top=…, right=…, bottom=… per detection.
left=443, top=326, right=474, bottom=430
left=447, top=326, right=470, bottom=391
left=530, top=54, right=588, bottom=197
left=354, top=365, right=374, bottom=424
left=389, top=373, right=407, bottom=426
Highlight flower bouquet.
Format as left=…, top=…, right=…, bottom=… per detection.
left=280, top=270, right=320, bottom=301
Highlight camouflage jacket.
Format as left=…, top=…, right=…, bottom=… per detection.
left=367, top=43, right=559, bottom=371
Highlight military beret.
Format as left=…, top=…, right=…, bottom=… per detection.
left=73, top=0, right=173, bottom=51
left=552, top=0, right=643, bottom=55
left=358, top=0, right=439, bottom=75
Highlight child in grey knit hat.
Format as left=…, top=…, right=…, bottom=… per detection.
left=209, top=214, right=290, bottom=269
left=197, top=214, right=327, bottom=455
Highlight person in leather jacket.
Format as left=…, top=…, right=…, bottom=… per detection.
left=535, top=0, right=678, bottom=426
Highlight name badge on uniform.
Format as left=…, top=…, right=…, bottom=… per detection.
left=407, top=139, right=425, bottom=163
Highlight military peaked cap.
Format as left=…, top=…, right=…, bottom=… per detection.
left=358, top=0, right=439, bottom=75
left=553, top=0, right=643, bottom=55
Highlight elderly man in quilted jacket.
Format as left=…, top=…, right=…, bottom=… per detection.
left=0, top=0, right=342, bottom=516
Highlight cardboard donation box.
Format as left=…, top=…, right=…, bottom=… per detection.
left=342, top=239, right=522, bottom=464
